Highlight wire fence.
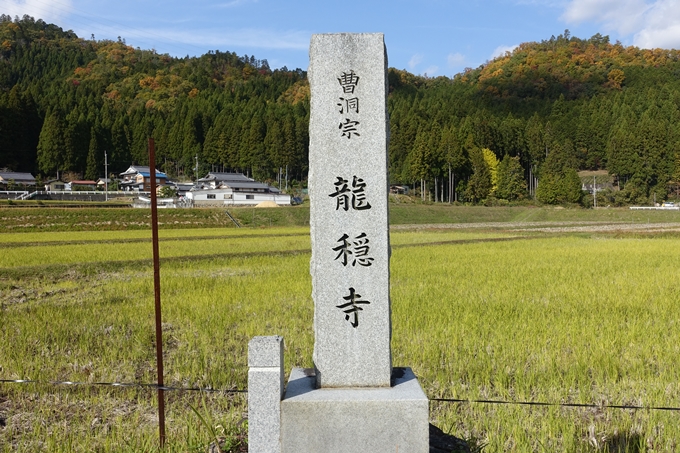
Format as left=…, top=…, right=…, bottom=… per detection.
left=3, top=377, right=680, bottom=412
left=0, top=378, right=245, bottom=394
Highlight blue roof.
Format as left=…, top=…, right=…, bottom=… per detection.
left=139, top=172, right=168, bottom=178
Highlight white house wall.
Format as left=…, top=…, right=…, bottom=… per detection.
left=225, top=193, right=291, bottom=206
left=187, top=190, right=290, bottom=206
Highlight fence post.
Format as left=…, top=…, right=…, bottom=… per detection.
left=148, top=137, right=166, bottom=447
left=248, top=336, right=284, bottom=453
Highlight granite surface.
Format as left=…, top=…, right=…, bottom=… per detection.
left=248, top=336, right=284, bottom=453
left=308, top=33, right=392, bottom=388
left=281, top=367, right=429, bottom=453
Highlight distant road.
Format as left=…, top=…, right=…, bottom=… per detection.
left=391, top=221, right=680, bottom=234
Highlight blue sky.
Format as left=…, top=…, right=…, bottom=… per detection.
left=5, top=0, right=680, bottom=77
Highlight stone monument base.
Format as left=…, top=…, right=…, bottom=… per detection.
left=280, top=367, right=429, bottom=453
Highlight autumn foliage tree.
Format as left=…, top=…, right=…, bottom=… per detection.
left=6, top=17, right=680, bottom=205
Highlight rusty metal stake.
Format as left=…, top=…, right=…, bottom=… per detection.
left=148, top=137, right=166, bottom=448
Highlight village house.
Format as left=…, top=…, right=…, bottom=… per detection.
left=119, top=165, right=169, bottom=191
left=168, top=181, right=194, bottom=197
left=66, top=180, right=98, bottom=191
left=96, top=178, right=112, bottom=190
left=579, top=170, right=613, bottom=194
left=44, top=179, right=66, bottom=191
left=195, top=172, right=255, bottom=189
left=390, top=185, right=409, bottom=195
left=188, top=172, right=290, bottom=206
left=0, top=171, right=36, bottom=189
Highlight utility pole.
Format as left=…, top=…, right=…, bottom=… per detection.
left=194, top=155, right=199, bottom=182
left=593, top=175, right=596, bottom=208
left=104, top=150, right=108, bottom=201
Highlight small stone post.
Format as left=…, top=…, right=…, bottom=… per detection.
left=248, top=336, right=284, bottom=453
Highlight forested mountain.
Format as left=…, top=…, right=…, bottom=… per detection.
left=0, top=15, right=309, bottom=185
left=387, top=30, right=680, bottom=204
left=2, top=16, right=680, bottom=204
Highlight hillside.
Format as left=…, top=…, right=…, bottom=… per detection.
left=2, top=18, right=680, bottom=205
left=0, top=15, right=309, bottom=185
left=387, top=31, right=680, bottom=205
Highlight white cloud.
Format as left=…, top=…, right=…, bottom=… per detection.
left=85, top=23, right=309, bottom=54
left=635, top=23, right=680, bottom=49
left=561, top=0, right=649, bottom=35
left=213, top=0, right=259, bottom=8
left=447, top=52, right=466, bottom=67
left=490, top=44, right=518, bottom=59
left=423, top=65, right=439, bottom=76
left=408, top=53, right=423, bottom=70
left=151, top=27, right=309, bottom=51
left=3, top=0, right=73, bottom=23
left=632, top=1, right=680, bottom=48
left=561, top=0, right=680, bottom=49
left=516, top=0, right=567, bottom=6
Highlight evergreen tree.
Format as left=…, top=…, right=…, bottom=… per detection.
left=496, top=154, right=526, bottom=200
left=265, top=118, right=284, bottom=171
left=84, top=127, right=99, bottom=180
left=465, top=146, right=492, bottom=202
left=36, top=110, right=66, bottom=176
left=536, top=141, right=583, bottom=204
left=410, top=128, right=431, bottom=199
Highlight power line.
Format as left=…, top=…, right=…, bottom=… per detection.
left=0, top=378, right=246, bottom=393
left=430, top=397, right=680, bottom=412
left=3, top=378, right=680, bottom=412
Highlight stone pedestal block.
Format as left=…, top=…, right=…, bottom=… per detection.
left=280, top=367, right=429, bottom=453
left=248, top=336, right=284, bottom=453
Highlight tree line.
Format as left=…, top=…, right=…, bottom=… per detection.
left=0, top=15, right=309, bottom=186
left=2, top=17, right=680, bottom=204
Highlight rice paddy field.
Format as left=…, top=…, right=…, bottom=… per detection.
left=2, top=205, right=680, bottom=452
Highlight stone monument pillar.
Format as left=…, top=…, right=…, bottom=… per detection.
left=248, top=33, right=429, bottom=453
left=308, top=32, right=392, bottom=388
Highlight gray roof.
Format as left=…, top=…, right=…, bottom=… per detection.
left=195, top=172, right=282, bottom=192
left=220, top=181, right=273, bottom=190
left=198, top=172, right=253, bottom=183
left=120, top=165, right=149, bottom=175
left=0, top=172, right=36, bottom=183
left=119, top=165, right=165, bottom=177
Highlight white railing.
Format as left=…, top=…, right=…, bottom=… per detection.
left=45, top=190, right=140, bottom=195
left=0, top=190, right=144, bottom=200
left=15, top=191, right=38, bottom=200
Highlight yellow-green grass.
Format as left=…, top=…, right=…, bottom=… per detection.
left=0, top=227, right=306, bottom=244
left=4, top=204, right=680, bottom=234
left=392, top=236, right=680, bottom=451
left=0, top=207, right=246, bottom=233
left=2, top=227, right=680, bottom=451
left=0, top=228, right=520, bottom=269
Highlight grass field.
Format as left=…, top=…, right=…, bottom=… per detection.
left=2, top=203, right=680, bottom=232
left=2, top=206, right=680, bottom=451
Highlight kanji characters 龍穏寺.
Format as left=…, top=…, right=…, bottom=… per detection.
left=328, top=176, right=372, bottom=211
left=336, top=287, right=371, bottom=328
left=332, top=232, right=374, bottom=267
